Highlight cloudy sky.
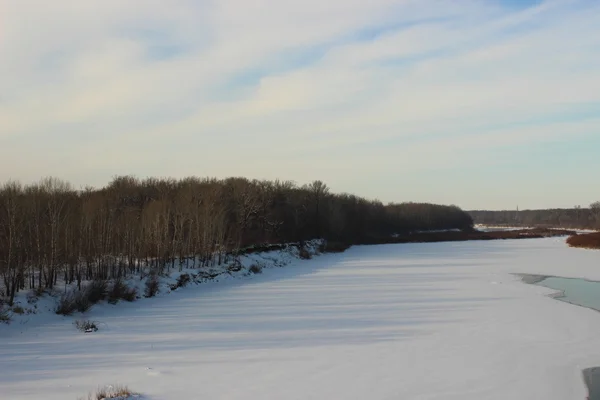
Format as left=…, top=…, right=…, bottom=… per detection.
left=1, top=0, right=599, bottom=210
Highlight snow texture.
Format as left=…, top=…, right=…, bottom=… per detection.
left=1, top=237, right=600, bottom=399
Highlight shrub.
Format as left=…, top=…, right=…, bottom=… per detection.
left=227, top=260, right=243, bottom=272
left=97, top=384, right=133, bottom=399
left=298, top=246, right=312, bottom=260
left=108, top=279, right=138, bottom=304
left=78, top=384, right=137, bottom=400
left=56, top=280, right=110, bottom=315
left=0, top=307, right=10, bottom=324
left=144, top=274, right=160, bottom=298
left=169, top=273, right=192, bottom=291
left=249, top=264, right=262, bottom=274
left=86, top=280, right=108, bottom=304
left=567, top=232, right=600, bottom=249
left=56, top=292, right=77, bottom=315
left=76, top=292, right=93, bottom=313
left=56, top=290, right=92, bottom=315
left=176, top=273, right=191, bottom=288
left=74, top=319, right=98, bottom=333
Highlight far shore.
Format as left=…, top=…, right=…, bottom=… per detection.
left=364, top=227, right=577, bottom=245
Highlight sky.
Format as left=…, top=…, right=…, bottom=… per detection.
left=0, top=0, right=599, bottom=210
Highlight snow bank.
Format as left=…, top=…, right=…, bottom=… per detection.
left=474, top=224, right=534, bottom=231
left=475, top=224, right=596, bottom=234
left=0, top=239, right=323, bottom=331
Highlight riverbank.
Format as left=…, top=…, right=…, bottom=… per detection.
left=367, top=227, right=576, bottom=245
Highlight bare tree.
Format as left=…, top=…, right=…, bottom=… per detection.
left=0, top=182, right=25, bottom=305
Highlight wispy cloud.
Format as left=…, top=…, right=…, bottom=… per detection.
left=1, top=0, right=599, bottom=208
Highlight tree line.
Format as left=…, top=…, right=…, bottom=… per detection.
left=469, top=203, right=600, bottom=230
left=0, top=176, right=473, bottom=305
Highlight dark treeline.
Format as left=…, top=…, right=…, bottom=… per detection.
left=469, top=203, right=600, bottom=230
left=0, top=176, right=473, bottom=304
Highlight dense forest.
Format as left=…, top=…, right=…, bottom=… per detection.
left=0, top=176, right=473, bottom=305
left=469, top=203, right=600, bottom=230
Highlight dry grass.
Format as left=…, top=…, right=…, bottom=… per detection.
left=567, top=232, right=600, bottom=249
left=74, top=319, right=98, bottom=333
left=77, top=384, right=137, bottom=400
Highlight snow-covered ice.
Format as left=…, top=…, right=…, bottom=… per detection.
left=2, top=237, right=600, bottom=399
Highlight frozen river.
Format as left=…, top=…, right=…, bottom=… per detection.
left=1, top=237, right=600, bottom=399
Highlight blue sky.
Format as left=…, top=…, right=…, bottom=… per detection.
left=0, top=0, right=599, bottom=210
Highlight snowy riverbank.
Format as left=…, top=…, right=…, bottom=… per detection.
left=0, top=240, right=323, bottom=333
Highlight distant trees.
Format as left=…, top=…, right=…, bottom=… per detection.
left=0, top=175, right=473, bottom=305
left=469, top=203, right=600, bottom=230
left=591, top=202, right=600, bottom=228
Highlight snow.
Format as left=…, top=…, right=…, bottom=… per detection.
left=474, top=224, right=534, bottom=231
left=1, top=240, right=324, bottom=330
left=474, top=224, right=597, bottom=234
left=2, top=237, right=600, bottom=399
left=394, top=229, right=463, bottom=235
